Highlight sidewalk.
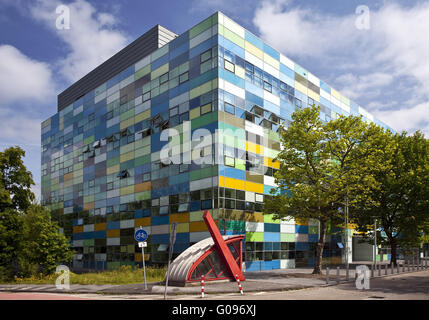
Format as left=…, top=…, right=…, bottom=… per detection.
left=0, top=265, right=427, bottom=296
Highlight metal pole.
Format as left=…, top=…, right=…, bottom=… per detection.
left=164, top=245, right=172, bottom=299
left=142, top=245, right=147, bottom=290
left=371, top=263, right=374, bottom=278
left=346, top=264, right=349, bottom=281
left=336, top=266, right=340, bottom=284
left=326, top=267, right=329, bottom=284
left=164, top=222, right=177, bottom=300
left=374, top=219, right=377, bottom=267
left=344, top=196, right=349, bottom=270
left=378, top=263, right=381, bottom=276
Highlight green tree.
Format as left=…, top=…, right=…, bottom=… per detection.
left=264, top=105, right=388, bottom=274
left=352, top=131, right=429, bottom=265
left=0, top=147, right=35, bottom=212
left=0, top=147, right=74, bottom=280
left=18, top=204, right=74, bottom=276
left=0, top=208, right=23, bottom=279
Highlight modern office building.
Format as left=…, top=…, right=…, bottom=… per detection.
left=41, top=12, right=392, bottom=271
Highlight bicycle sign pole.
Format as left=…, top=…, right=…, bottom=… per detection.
left=135, top=227, right=148, bottom=290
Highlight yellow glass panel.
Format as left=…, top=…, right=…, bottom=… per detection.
left=263, top=53, right=280, bottom=69
left=245, top=41, right=263, bottom=59
left=245, top=181, right=264, bottom=193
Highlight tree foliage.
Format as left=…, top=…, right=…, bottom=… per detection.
left=0, top=147, right=35, bottom=212
left=0, top=147, right=73, bottom=280
left=264, top=105, right=388, bottom=274
left=352, top=131, right=429, bottom=263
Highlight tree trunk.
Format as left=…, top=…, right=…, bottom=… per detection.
left=312, top=219, right=327, bottom=274
left=390, top=239, right=397, bottom=266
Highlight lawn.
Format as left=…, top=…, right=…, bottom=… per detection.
left=5, top=265, right=167, bottom=285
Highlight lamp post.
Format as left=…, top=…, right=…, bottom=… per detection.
left=344, top=195, right=349, bottom=278
left=373, top=217, right=377, bottom=266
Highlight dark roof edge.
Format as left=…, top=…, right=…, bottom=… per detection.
left=57, top=24, right=177, bottom=112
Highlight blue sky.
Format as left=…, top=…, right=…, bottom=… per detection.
left=1, top=0, right=429, bottom=198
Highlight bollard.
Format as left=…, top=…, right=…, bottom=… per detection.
left=402, top=261, right=405, bottom=273
left=371, top=264, right=374, bottom=278
left=426, top=259, right=428, bottom=269
left=408, top=260, right=410, bottom=272
left=326, top=267, right=330, bottom=284
left=378, top=263, right=381, bottom=276
left=391, top=263, right=394, bottom=274
left=397, top=263, right=400, bottom=274
left=385, top=263, right=388, bottom=275
left=412, top=257, right=415, bottom=271
left=336, top=266, right=340, bottom=284
left=201, top=275, right=205, bottom=298
left=346, top=264, right=349, bottom=281
left=235, top=274, right=243, bottom=295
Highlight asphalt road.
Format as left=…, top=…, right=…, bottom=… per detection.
left=1, top=270, right=428, bottom=300
left=203, top=269, right=429, bottom=300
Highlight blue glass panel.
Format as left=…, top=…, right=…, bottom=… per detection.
left=244, top=30, right=263, bottom=49
left=263, top=43, right=280, bottom=60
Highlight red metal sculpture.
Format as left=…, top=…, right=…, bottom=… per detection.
left=167, top=210, right=245, bottom=285
left=202, top=210, right=245, bottom=281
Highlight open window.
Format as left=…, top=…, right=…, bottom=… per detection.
left=140, top=127, right=153, bottom=138
left=93, top=140, right=101, bottom=148
left=120, top=128, right=130, bottom=138
left=117, top=170, right=129, bottom=179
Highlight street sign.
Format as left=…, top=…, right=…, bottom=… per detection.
left=135, top=228, right=148, bottom=242
left=135, top=226, right=148, bottom=290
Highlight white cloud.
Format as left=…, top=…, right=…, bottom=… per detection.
left=252, top=0, right=429, bottom=136
left=373, top=101, right=429, bottom=137
left=0, top=107, right=42, bottom=147
left=0, top=45, right=54, bottom=104
left=335, top=72, right=394, bottom=100
left=29, top=0, right=129, bottom=83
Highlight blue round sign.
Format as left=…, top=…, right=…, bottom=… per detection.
left=134, top=229, right=148, bottom=242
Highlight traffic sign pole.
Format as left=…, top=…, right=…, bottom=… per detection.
left=135, top=227, right=148, bottom=291
left=142, top=244, right=147, bottom=290
left=164, top=222, right=177, bottom=300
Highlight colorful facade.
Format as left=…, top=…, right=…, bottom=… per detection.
left=41, top=12, right=392, bottom=271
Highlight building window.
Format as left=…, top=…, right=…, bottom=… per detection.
left=117, top=170, right=129, bottom=179
left=295, top=98, right=302, bottom=108
left=200, top=49, right=211, bottom=63
left=224, top=60, right=235, bottom=73
left=224, top=102, right=235, bottom=115
left=160, top=73, right=169, bottom=84
left=179, top=72, right=189, bottom=83
left=224, top=156, right=235, bottom=167
left=143, top=92, right=151, bottom=102
left=263, top=81, right=272, bottom=93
